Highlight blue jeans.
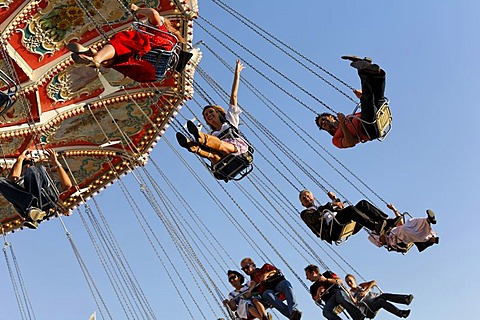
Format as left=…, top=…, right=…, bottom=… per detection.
left=323, top=290, right=364, bottom=320
left=262, top=279, right=299, bottom=318
left=0, top=165, right=58, bottom=217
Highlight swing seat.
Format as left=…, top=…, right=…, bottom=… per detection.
left=387, top=241, right=414, bottom=254
left=331, top=220, right=357, bottom=244
left=212, top=152, right=253, bottom=182
left=0, top=69, right=19, bottom=117
left=350, top=98, right=392, bottom=142
left=374, top=100, right=392, bottom=141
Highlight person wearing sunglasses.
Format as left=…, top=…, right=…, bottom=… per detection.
left=222, top=270, right=272, bottom=320
left=240, top=258, right=302, bottom=320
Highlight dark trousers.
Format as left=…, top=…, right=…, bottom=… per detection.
left=0, top=165, right=58, bottom=217
left=365, top=293, right=409, bottom=317
left=358, top=69, right=386, bottom=138
left=336, top=200, right=387, bottom=231
left=323, top=290, right=364, bottom=320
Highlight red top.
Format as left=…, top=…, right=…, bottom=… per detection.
left=250, top=263, right=277, bottom=294
left=109, top=24, right=177, bottom=58
left=332, top=112, right=370, bottom=148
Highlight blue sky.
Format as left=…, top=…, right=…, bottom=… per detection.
left=1, top=1, right=479, bottom=319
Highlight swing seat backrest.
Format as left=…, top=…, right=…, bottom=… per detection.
left=140, top=48, right=176, bottom=81
left=387, top=241, right=414, bottom=254
left=349, top=98, right=392, bottom=142
left=322, top=210, right=356, bottom=244
left=374, top=100, right=392, bottom=141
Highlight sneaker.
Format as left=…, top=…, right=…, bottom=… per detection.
left=405, top=294, right=414, bottom=305
left=401, top=309, right=411, bottom=318
left=341, top=55, right=373, bottom=63
left=23, top=219, right=38, bottom=230
left=350, top=60, right=381, bottom=73
left=426, top=209, right=437, bottom=224
left=28, top=207, right=46, bottom=221
left=290, top=310, right=302, bottom=320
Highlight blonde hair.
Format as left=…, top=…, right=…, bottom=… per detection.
left=163, top=17, right=185, bottom=43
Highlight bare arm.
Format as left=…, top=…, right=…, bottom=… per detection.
left=387, top=203, right=405, bottom=226
left=337, top=113, right=357, bottom=148
left=46, top=149, right=72, bottom=191
left=229, top=59, right=244, bottom=106
left=357, top=280, right=376, bottom=298
left=8, top=150, right=28, bottom=182
left=327, top=191, right=345, bottom=209
left=130, top=3, right=163, bottom=26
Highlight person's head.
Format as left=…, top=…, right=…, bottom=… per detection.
left=315, top=113, right=338, bottom=135
left=227, top=270, right=245, bottom=287
left=202, top=105, right=227, bottom=131
left=299, top=190, right=315, bottom=208
left=304, top=264, right=320, bottom=282
left=240, top=257, right=256, bottom=275
left=345, top=274, right=357, bottom=288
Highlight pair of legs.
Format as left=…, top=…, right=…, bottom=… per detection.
left=323, top=290, right=364, bottom=320
left=248, top=298, right=271, bottom=320
left=0, top=165, right=57, bottom=217
left=68, top=43, right=116, bottom=68
left=358, top=69, right=387, bottom=138
left=336, top=200, right=388, bottom=233
left=176, top=121, right=237, bottom=165
left=365, top=293, right=412, bottom=318
left=262, top=279, right=300, bottom=319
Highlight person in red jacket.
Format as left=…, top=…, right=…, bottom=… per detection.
left=316, top=56, right=387, bottom=148
left=240, top=257, right=302, bottom=320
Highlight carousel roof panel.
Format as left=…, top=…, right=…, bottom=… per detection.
left=0, top=0, right=201, bottom=233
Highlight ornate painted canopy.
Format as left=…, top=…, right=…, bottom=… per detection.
left=0, top=0, right=201, bottom=233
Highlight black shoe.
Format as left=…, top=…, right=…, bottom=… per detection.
left=350, top=60, right=381, bottom=73
left=374, top=220, right=387, bottom=235
left=426, top=209, right=437, bottom=224
left=176, top=132, right=189, bottom=148
left=401, top=309, right=411, bottom=318
left=384, top=216, right=402, bottom=233
left=341, top=55, right=373, bottom=63
left=405, top=294, right=414, bottom=305
left=289, top=310, right=302, bottom=320
left=186, top=120, right=200, bottom=141
left=23, top=219, right=38, bottom=230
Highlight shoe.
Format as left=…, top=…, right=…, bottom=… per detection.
left=28, top=207, right=46, bottom=221
left=432, top=237, right=440, bottom=244
left=186, top=120, right=201, bottom=141
left=71, top=53, right=101, bottom=68
left=405, top=294, right=414, bottom=305
left=23, top=219, right=38, bottom=229
left=426, top=209, right=437, bottom=224
left=400, top=309, right=411, bottom=318
left=341, top=55, right=373, bottom=63
left=289, top=310, right=302, bottom=320
left=176, top=132, right=200, bottom=153
left=176, top=132, right=190, bottom=148
left=350, top=60, right=381, bottom=73
left=374, top=220, right=387, bottom=236
left=384, top=216, right=402, bottom=233
left=66, top=42, right=97, bottom=56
